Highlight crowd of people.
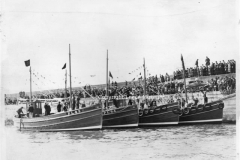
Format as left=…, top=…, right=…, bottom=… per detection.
left=173, top=57, right=236, bottom=80
left=206, top=75, right=236, bottom=93
left=8, top=58, right=235, bottom=103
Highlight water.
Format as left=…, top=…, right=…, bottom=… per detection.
left=4, top=124, right=236, bottom=160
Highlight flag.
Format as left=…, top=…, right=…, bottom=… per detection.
left=109, top=71, right=113, bottom=79
left=62, top=63, right=66, bottom=69
left=132, top=78, right=135, bottom=81
left=24, top=60, right=30, bottom=67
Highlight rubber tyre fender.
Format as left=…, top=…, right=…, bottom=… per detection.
left=161, top=105, right=168, bottom=111
left=204, top=104, right=212, bottom=111
left=172, top=108, right=181, bottom=115
left=218, top=102, right=224, bottom=109
left=149, top=109, right=154, bottom=114
left=190, top=106, right=197, bottom=114
left=183, top=107, right=190, bottom=114
left=143, top=109, right=149, bottom=115
left=138, top=109, right=143, bottom=116
left=197, top=104, right=204, bottom=112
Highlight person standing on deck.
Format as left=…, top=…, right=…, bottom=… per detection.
left=63, top=102, right=68, bottom=111
left=44, top=102, right=48, bottom=116
left=76, top=96, right=80, bottom=109
left=200, top=90, right=208, bottom=104
left=47, top=103, right=51, bottom=115
left=72, top=96, right=76, bottom=110
left=57, top=102, right=62, bottom=112
left=191, top=95, right=199, bottom=106
left=28, top=104, right=34, bottom=118
left=44, top=102, right=51, bottom=115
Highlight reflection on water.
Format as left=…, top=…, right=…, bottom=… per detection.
left=5, top=124, right=236, bottom=160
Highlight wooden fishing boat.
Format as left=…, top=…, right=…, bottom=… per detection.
left=136, top=58, right=179, bottom=126
left=172, top=54, right=224, bottom=124
left=102, top=99, right=138, bottom=128
left=138, top=102, right=179, bottom=126
left=176, top=100, right=224, bottom=124
left=15, top=103, right=102, bottom=131
left=102, top=51, right=138, bottom=128
left=15, top=44, right=102, bottom=131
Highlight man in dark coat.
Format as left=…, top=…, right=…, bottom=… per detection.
left=28, top=104, right=34, bottom=118
left=57, top=102, right=62, bottom=112
left=72, top=97, right=76, bottom=110
left=76, top=97, right=80, bottom=109
left=47, top=103, right=51, bottom=115
left=44, top=103, right=48, bottom=115
left=44, top=103, right=51, bottom=115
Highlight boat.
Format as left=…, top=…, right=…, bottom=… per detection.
left=177, top=100, right=224, bottom=124
left=138, top=58, right=179, bottom=127
left=138, top=102, right=179, bottom=126
left=172, top=55, right=224, bottom=124
left=102, top=51, right=138, bottom=128
left=15, top=103, right=102, bottom=131
left=14, top=44, right=102, bottom=131
left=102, top=99, right=139, bottom=128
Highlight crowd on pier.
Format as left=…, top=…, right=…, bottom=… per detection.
left=5, top=58, right=236, bottom=104
left=38, top=58, right=236, bottom=99
left=67, top=58, right=236, bottom=98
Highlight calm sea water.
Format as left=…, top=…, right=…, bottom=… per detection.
left=5, top=124, right=236, bottom=160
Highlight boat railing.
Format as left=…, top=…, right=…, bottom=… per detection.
left=64, top=103, right=101, bottom=115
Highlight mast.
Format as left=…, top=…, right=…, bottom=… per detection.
left=30, top=66, right=32, bottom=104
left=181, top=54, right=188, bottom=103
left=106, top=50, right=108, bottom=109
left=143, top=58, right=146, bottom=96
left=69, top=44, right=72, bottom=109
left=65, top=69, right=67, bottom=98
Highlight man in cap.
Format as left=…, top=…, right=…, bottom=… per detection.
left=16, top=107, right=24, bottom=118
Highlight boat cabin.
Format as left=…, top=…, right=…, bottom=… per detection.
left=26, top=100, right=42, bottom=117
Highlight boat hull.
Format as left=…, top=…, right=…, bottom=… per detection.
left=138, top=102, right=179, bottom=126
left=15, top=104, right=102, bottom=132
left=179, top=100, right=224, bottom=124
left=102, top=105, right=138, bottom=128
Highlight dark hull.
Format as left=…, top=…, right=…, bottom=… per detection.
left=15, top=104, right=102, bottom=131
left=139, top=102, right=179, bottom=126
left=179, top=100, right=224, bottom=124
left=102, top=105, right=138, bottom=128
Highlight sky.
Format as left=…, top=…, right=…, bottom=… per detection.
left=1, top=0, right=239, bottom=95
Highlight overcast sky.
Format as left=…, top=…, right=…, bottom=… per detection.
left=1, top=0, right=238, bottom=94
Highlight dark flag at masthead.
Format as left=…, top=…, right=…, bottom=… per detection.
left=24, top=60, right=30, bottom=67
left=109, top=71, right=113, bottom=79
left=62, top=63, right=66, bottom=69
